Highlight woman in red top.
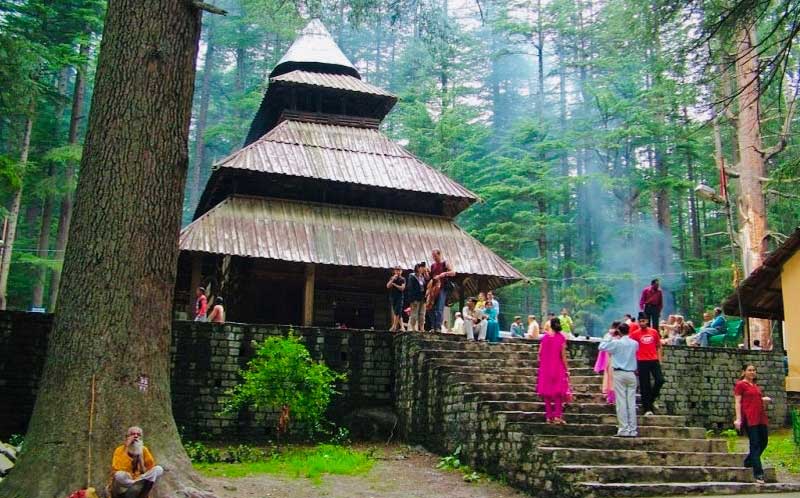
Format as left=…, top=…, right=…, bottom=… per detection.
left=734, top=364, right=772, bottom=484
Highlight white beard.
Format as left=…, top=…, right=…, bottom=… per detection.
left=128, top=439, right=144, bottom=456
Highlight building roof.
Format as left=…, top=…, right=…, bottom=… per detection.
left=180, top=195, right=525, bottom=292
left=722, top=227, right=800, bottom=320
left=270, top=19, right=359, bottom=79
left=270, top=70, right=396, bottom=99
left=215, top=120, right=478, bottom=203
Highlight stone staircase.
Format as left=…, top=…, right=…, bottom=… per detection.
left=394, top=333, right=800, bottom=497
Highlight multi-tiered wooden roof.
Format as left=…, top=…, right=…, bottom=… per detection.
left=181, top=19, right=523, bottom=304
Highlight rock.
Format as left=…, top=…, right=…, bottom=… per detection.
left=0, top=454, right=14, bottom=477
left=342, top=406, right=399, bottom=442
left=0, top=442, right=17, bottom=462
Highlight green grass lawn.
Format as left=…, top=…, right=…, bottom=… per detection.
left=194, top=444, right=375, bottom=484
left=763, top=429, right=800, bottom=474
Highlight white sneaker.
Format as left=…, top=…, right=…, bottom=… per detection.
left=644, top=411, right=654, bottom=416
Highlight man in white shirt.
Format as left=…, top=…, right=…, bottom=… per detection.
left=599, top=323, right=640, bottom=437
left=463, top=298, right=487, bottom=341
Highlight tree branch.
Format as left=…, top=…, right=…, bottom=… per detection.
left=191, top=0, right=227, bottom=15
left=766, top=188, right=800, bottom=199
left=763, top=65, right=799, bottom=161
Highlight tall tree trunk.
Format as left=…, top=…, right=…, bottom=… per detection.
left=190, top=23, right=216, bottom=215
left=734, top=22, right=770, bottom=347
left=31, top=164, right=55, bottom=309
left=557, top=43, right=573, bottom=280
left=0, top=103, right=35, bottom=310
left=654, top=145, right=671, bottom=274
left=32, top=70, right=72, bottom=308
left=537, top=200, right=549, bottom=315
left=535, top=0, right=545, bottom=118
left=49, top=43, right=90, bottom=312
left=0, top=2, right=213, bottom=497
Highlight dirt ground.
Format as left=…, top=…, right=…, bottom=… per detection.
left=203, top=444, right=527, bottom=498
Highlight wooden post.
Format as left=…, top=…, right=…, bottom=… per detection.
left=189, top=253, right=202, bottom=316
left=303, top=263, right=315, bottom=326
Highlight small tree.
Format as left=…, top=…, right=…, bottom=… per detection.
left=223, top=333, right=345, bottom=439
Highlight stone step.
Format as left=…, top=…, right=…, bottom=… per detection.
left=496, top=411, right=686, bottom=427
left=528, top=435, right=727, bottom=453
left=418, top=349, right=539, bottom=360
left=445, top=372, right=601, bottom=386
left=468, top=391, right=617, bottom=404
left=508, top=421, right=706, bottom=439
left=424, top=357, right=589, bottom=369
left=480, top=400, right=616, bottom=414
left=456, top=382, right=600, bottom=394
left=412, top=338, right=539, bottom=352
left=430, top=361, right=599, bottom=376
left=576, top=481, right=800, bottom=497
left=560, top=464, right=777, bottom=484
left=538, top=446, right=746, bottom=467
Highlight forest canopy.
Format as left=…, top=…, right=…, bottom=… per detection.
left=0, top=0, right=798, bottom=335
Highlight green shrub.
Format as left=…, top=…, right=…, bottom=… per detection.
left=184, top=441, right=222, bottom=463
left=792, top=408, right=800, bottom=452
left=8, top=434, right=24, bottom=448
left=221, top=333, right=346, bottom=438
left=225, top=444, right=266, bottom=463
left=437, top=445, right=462, bottom=470
left=720, top=429, right=739, bottom=453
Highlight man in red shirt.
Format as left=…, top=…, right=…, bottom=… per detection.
left=194, top=286, right=208, bottom=322
left=639, top=279, right=663, bottom=329
left=630, top=311, right=665, bottom=416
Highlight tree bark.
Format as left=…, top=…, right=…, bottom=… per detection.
left=0, top=2, right=213, bottom=497
left=0, top=103, right=35, bottom=310
left=537, top=200, right=549, bottom=315
left=49, top=43, right=90, bottom=311
left=734, top=22, right=770, bottom=347
left=190, top=22, right=216, bottom=214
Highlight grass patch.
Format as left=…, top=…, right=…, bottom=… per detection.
left=764, top=429, right=800, bottom=474
left=194, top=444, right=374, bottom=484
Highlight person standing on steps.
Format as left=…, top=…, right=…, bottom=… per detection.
left=428, top=249, right=456, bottom=333
left=630, top=311, right=664, bottom=416
left=639, top=278, right=663, bottom=329
left=734, top=364, right=771, bottom=484
left=194, top=286, right=208, bottom=322
left=599, top=323, right=639, bottom=437
left=386, top=265, right=406, bottom=332
left=537, top=318, right=571, bottom=424
left=406, top=263, right=427, bottom=332
left=485, top=299, right=500, bottom=343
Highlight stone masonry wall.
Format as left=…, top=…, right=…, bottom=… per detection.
left=0, top=312, right=394, bottom=439
left=171, top=321, right=394, bottom=439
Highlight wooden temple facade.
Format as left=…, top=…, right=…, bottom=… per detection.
left=174, top=19, right=524, bottom=328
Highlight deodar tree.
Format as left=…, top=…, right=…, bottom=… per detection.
left=0, top=1, right=219, bottom=497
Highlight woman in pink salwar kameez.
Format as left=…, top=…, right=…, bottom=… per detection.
left=537, top=318, right=571, bottom=424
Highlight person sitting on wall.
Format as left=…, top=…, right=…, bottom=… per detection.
left=510, top=316, right=525, bottom=338
left=109, top=426, right=163, bottom=498
left=696, top=307, right=727, bottom=347
left=207, top=296, right=225, bottom=324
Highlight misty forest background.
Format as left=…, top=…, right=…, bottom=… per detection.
left=1, top=0, right=799, bottom=335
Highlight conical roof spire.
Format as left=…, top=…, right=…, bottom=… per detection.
left=270, top=19, right=360, bottom=79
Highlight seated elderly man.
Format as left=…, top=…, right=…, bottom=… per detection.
left=110, top=426, right=163, bottom=498
left=695, top=307, right=727, bottom=347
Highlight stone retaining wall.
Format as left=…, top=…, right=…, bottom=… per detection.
left=0, top=313, right=394, bottom=439
left=0, top=310, right=789, bottom=440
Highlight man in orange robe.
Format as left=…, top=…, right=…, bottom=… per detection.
left=110, top=426, right=163, bottom=498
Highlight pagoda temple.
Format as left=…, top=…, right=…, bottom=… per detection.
left=175, top=19, right=524, bottom=328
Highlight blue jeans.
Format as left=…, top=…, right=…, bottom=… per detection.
left=697, top=327, right=723, bottom=346
left=744, top=423, right=768, bottom=479
left=432, top=288, right=448, bottom=331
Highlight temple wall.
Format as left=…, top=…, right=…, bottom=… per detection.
left=0, top=311, right=789, bottom=440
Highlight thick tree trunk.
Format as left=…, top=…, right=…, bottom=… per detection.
left=537, top=200, right=549, bottom=315
left=0, top=105, right=34, bottom=310
left=734, top=22, right=770, bottom=347
left=190, top=23, right=216, bottom=214
left=49, top=43, right=90, bottom=311
left=0, top=2, right=212, bottom=497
